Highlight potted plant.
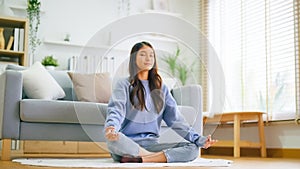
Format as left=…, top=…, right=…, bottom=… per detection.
left=162, top=47, right=195, bottom=86
left=41, top=55, right=59, bottom=70
left=27, top=0, right=41, bottom=62
left=162, top=47, right=180, bottom=76
left=176, top=63, right=189, bottom=86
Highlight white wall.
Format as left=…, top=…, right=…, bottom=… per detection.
left=8, top=0, right=201, bottom=70
left=9, top=0, right=120, bottom=69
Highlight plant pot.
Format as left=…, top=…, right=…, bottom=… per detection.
left=45, top=66, right=55, bottom=70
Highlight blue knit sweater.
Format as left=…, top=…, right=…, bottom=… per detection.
left=105, top=78, right=207, bottom=147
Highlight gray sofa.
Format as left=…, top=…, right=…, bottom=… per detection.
left=0, top=66, right=203, bottom=160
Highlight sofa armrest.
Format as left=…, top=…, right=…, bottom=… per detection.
left=0, top=70, right=23, bottom=139
left=171, top=84, right=203, bottom=134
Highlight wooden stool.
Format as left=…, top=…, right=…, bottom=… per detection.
left=204, top=112, right=267, bottom=157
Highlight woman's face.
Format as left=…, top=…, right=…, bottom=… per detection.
left=135, top=45, right=155, bottom=72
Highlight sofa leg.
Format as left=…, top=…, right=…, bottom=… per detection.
left=1, top=139, right=11, bottom=161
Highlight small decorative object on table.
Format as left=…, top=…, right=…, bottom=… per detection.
left=41, top=55, right=59, bottom=70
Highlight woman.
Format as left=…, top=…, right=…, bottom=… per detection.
left=104, top=41, right=216, bottom=163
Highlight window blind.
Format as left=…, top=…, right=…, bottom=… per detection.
left=202, top=0, right=300, bottom=121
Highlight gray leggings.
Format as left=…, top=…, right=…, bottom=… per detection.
left=106, top=132, right=199, bottom=163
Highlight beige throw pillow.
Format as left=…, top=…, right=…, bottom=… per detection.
left=21, top=62, right=66, bottom=100
left=68, top=72, right=112, bottom=103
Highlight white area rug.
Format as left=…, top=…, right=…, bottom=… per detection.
left=13, top=158, right=232, bottom=168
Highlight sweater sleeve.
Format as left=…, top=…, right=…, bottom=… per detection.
left=162, top=85, right=207, bottom=147
left=105, top=78, right=129, bottom=132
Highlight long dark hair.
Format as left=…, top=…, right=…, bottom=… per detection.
left=129, top=41, right=163, bottom=113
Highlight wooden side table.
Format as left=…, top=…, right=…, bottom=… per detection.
left=203, top=112, right=267, bottom=157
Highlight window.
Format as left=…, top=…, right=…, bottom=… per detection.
left=203, top=0, right=300, bottom=121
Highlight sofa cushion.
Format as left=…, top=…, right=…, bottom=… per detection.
left=20, top=99, right=107, bottom=125
left=48, top=70, right=76, bottom=101
left=68, top=72, right=112, bottom=103
left=21, top=62, right=66, bottom=100
left=5, top=63, right=75, bottom=101
left=6, top=64, right=26, bottom=71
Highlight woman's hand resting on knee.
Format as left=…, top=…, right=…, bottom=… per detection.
left=202, top=135, right=218, bottom=149
left=105, top=126, right=119, bottom=141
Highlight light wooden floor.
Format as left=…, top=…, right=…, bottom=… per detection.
left=0, top=156, right=300, bottom=169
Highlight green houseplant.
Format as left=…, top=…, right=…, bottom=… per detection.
left=162, top=47, right=180, bottom=76
left=176, top=64, right=189, bottom=86
left=27, top=0, right=41, bottom=60
left=162, top=47, right=195, bottom=86
left=41, top=55, right=59, bottom=69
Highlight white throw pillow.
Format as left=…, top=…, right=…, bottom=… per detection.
left=22, top=62, right=65, bottom=100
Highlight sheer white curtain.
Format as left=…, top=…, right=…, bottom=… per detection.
left=205, top=0, right=300, bottom=121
